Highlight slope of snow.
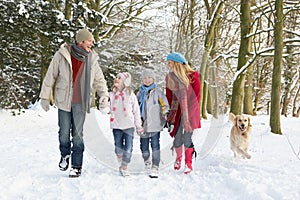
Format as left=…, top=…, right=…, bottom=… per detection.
left=0, top=104, right=299, bottom=200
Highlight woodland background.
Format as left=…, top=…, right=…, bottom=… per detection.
left=1, top=0, right=300, bottom=134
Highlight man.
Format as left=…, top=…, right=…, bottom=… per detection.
left=39, top=28, right=109, bottom=178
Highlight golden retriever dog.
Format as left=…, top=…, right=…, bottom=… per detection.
left=229, top=113, right=252, bottom=159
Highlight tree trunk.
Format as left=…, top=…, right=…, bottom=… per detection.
left=281, top=46, right=294, bottom=117
left=281, top=11, right=298, bottom=117
left=64, top=0, right=72, bottom=20
left=243, top=1, right=256, bottom=115
left=270, top=0, right=283, bottom=134
left=207, top=89, right=212, bottom=115
left=253, top=60, right=270, bottom=115
left=187, top=0, right=196, bottom=61
left=297, top=108, right=300, bottom=117
left=243, top=65, right=253, bottom=115
left=208, top=66, right=219, bottom=118
left=231, top=76, right=245, bottom=114
left=200, top=1, right=224, bottom=118
left=292, top=75, right=300, bottom=117
left=200, top=48, right=209, bottom=119
left=202, top=82, right=208, bottom=119
left=230, top=0, right=251, bottom=115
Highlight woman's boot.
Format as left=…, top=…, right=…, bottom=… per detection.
left=184, top=147, right=194, bottom=174
left=174, top=146, right=183, bottom=170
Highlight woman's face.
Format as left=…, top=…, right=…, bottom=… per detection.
left=142, top=76, right=154, bottom=86
left=167, top=60, right=174, bottom=71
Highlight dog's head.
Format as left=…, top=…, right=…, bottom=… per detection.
left=229, top=113, right=252, bottom=134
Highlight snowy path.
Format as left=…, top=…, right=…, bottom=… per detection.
left=0, top=107, right=299, bottom=199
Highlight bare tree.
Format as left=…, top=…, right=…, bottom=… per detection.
left=281, top=11, right=299, bottom=116
left=230, top=0, right=252, bottom=115
left=243, top=0, right=256, bottom=115
left=200, top=0, right=224, bottom=119
left=270, top=0, right=283, bottom=134
left=292, top=79, right=300, bottom=117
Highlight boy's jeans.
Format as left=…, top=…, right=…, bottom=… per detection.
left=58, top=104, right=86, bottom=168
left=140, top=132, right=160, bottom=167
left=113, top=128, right=134, bottom=165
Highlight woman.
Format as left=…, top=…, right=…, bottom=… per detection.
left=165, top=52, right=201, bottom=174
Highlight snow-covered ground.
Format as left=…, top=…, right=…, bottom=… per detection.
left=0, top=103, right=299, bottom=200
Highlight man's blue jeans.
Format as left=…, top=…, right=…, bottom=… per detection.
left=140, top=132, right=160, bottom=167
left=113, top=128, right=134, bottom=165
left=58, top=104, right=86, bottom=168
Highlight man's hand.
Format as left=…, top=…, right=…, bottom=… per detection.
left=98, top=96, right=109, bottom=109
left=40, top=99, right=50, bottom=112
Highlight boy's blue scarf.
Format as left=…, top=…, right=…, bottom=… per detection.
left=139, top=83, right=157, bottom=117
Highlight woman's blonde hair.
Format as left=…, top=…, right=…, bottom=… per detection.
left=172, top=61, right=195, bottom=87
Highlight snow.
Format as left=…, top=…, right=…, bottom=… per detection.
left=1, top=103, right=299, bottom=200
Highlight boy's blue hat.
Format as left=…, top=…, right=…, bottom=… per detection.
left=166, top=52, right=187, bottom=64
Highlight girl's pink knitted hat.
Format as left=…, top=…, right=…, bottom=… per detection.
left=117, top=72, right=131, bottom=87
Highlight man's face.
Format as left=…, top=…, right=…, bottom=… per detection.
left=78, top=39, right=93, bottom=52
